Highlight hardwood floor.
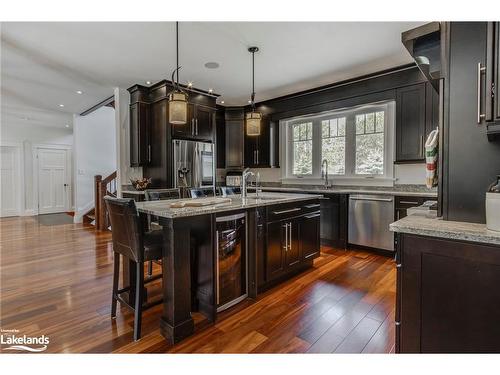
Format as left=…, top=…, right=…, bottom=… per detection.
left=0, top=215, right=396, bottom=354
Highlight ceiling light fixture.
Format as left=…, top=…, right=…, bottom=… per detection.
left=145, top=81, right=152, bottom=85
left=59, top=104, right=65, bottom=107
left=187, top=81, right=193, bottom=88
left=168, top=21, right=188, bottom=125
left=208, top=88, right=213, bottom=94
left=76, top=90, right=83, bottom=95
left=221, top=101, right=225, bottom=104
left=246, top=47, right=262, bottom=136
left=65, top=124, right=70, bottom=128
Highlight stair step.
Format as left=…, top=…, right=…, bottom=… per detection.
left=86, top=214, right=95, bottom=220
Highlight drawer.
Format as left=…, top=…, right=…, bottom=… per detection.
left=266, top=199, right=320, bottom=223
left=395, top=196, right=426, bottom=210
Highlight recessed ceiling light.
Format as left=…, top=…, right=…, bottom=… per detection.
left=220, top=101, right=225, bottom=104
left=187, top=82, right=193, bottom=88
left=65, top=124, right=70, bottom=128
left=145, top=81, right=152, bottom=85
left=59, top=104, right=65, bottom=107
left=76, top=90, right=83, bottom=94
left=248, top=100, right=252, bottom=104
left=204, top=62, right=219, bottom=69
left=208, top=88, right=213, bottom=94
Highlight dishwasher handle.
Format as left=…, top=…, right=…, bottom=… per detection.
left=349, top=196, right=393, bottom=203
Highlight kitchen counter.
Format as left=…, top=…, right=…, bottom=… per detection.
left=122, top=189, right=145, bottom=195
left=249, top=184, right=437, bottom=198
left=390, top=211, right=500, bottom=246
left=135, top=192, right=321, bottom=218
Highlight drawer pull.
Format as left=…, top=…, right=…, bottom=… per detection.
left=396, top=263, right=402, bottom=268
left=305, top=213, right=320, bottom=219
left=304, top=204, right=320, bottom=209
left=272, top=208, right=301, bottom=215
left=399, top=201, right=419, bottom=205
left=395, top=321, right=401, bottom=326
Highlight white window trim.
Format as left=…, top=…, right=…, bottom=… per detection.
left=280, top=101, right=395, bottom=187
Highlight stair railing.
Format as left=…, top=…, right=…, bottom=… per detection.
left=94, top=171, right=117, bottom=231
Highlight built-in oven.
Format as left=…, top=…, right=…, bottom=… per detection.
left=215, top=212, right=247, bottom=312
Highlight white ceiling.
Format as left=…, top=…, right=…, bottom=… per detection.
left=1, top=21, right=425, bottom=129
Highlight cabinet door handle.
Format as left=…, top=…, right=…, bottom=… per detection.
left=289, top=222, right=292, bottom=251
left=420, top=135, right=424, bottom=157
left=282, top=223, right=288, bottom=251
left=272, top=208, right=301, bottom=215
left=195, top=119, right=198, bottom=135
left=148, top=145, right=151, bottom=162
left=253, top=150, right=256, bottom=164
left=477, top=62, right=486, bottom=124
left=396, top=263, right=402, bottom=269
left=256, top=150, right=259, bottom=164
left=191, top=118, right=195, bottom=135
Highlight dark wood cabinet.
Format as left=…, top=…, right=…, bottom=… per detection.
left=396, top=233, right=500, bottom=353
left=215, top=106, right=225, bottom=169
left=485, top=22, right=500, bottom=140
left=394, top=195, right=435, bottom=221
left=171, top=103, right=215, bottom=142
left=244, top=115, right=271, bottom=168
left=301, top=211, right=321, bottom=260
left=319, top=194, right=348, bottom=249
left=225, top=108, right=245, bottom=169
left=262, top=200, right=320, bottom=287
left=443, top=22, right=500, bottom=223
left=395, top=83, right=426, bottom=163
left=265, top=220, right=287, bottom=281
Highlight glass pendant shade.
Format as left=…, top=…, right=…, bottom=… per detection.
left=169, top=91, right=188, bottom=125
left=246, top=111, right=262, bottom=136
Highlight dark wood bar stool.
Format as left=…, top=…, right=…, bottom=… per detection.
left=143, top=188, right=180, bottom=276
left=104, top=196, right=163, bottom=341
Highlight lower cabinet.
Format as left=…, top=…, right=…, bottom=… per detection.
left=301, top=211, right=321, bottom=260
left=261, top=200, right=321, bottom=288
left=396, top=233, right=500, bottom=353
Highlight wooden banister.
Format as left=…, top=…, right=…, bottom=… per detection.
left=94, top=171, right=117, bottom=231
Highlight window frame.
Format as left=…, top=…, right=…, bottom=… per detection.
left=281, top=100, right=395, bottom=186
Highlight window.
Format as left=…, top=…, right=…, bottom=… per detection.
left=292, top=122, right=313, bottom=175
left=282, top=101, right=395, bottom=185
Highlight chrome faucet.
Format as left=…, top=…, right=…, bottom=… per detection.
left=321, top=159, right=329, bottom=188
left=242, top=168, right=255, bottom=199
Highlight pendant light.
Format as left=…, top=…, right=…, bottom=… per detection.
left=246, top=46, right=262, bottom=136
left=168, top=22, right=188, bottom=125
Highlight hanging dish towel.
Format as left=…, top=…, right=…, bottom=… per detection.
left=425, top=128, right=439, bottom=188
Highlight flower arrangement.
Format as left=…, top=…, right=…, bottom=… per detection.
left=130, top=177, right=151, bottom=191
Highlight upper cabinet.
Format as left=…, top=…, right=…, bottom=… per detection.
left=486, top=22, right=500, bottom=140
left=395, top=83, right=426, bottom=163
left=128, top=85, right=151, bottom=167
left=225, top=108, right=245, bottom=170
left=244, top=114, right=270, bottom=168
left=395, top=82, right=439, bottom=163
left=171, top=102, right=215, bottom=142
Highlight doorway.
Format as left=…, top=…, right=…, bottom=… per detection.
left=0, top=144, right=22, bottom=217
left=36, top=147, right=72, bottom=214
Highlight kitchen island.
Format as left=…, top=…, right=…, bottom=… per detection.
left=133, top=192, right=322, bottom=344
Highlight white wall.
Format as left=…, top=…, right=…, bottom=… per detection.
left=73, top=106, right=116, bottom=222
left=1, top=122, right=73, bottom=214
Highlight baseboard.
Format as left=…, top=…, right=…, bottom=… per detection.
left=21, top=209, right=36, bottom=216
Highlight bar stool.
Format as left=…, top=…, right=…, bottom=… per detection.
left=104, top=196, right=163, bottom=341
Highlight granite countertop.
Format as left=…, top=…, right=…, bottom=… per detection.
left=249, top=184, right=437, bottom=198
left=135, top=192, right=321, bottom=219
left=390, top=211, right=500, bottom=246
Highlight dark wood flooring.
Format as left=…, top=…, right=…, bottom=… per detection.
left=0, top=216, right=395, bottom=353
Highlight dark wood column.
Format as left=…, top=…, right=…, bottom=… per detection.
left=159, top=217, right=194, bottom=344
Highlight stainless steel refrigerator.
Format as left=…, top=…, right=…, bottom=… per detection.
left=172, top=139, right=215, bottom=197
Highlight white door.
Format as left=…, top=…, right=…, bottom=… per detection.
left=38, top=148, right=69, bottom=214
left=0, top=145, right=21, bottom=217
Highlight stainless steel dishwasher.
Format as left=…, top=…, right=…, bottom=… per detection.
left=348, top=194, right=395, bottom=251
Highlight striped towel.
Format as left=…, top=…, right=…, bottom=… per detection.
left=425, top=129, right=439, bottom=188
